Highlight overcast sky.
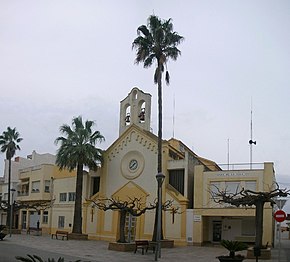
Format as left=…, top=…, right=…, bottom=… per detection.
left=1, top=1, right=290, bottom=202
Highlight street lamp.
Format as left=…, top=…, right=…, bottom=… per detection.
left=155, top=172, right=165, bottom=261
left=9, top=188, right=16, bottom=237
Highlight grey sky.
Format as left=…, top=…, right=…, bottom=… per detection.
left=1, top=1, right=290, bottom=194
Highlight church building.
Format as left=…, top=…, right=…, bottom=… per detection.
left=9, top=87, right=277, bottom=247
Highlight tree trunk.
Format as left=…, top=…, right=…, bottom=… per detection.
left=152, top=64, right=164, bottom=241
left=255, top=201, right=265, bottom=248
left=118, top=210, right=127, bottom=243
left=157, top=66, right=162, bottom=175
left=6, top=158, right=11, bottom=227
left=72, top=163, right=83, bottom=234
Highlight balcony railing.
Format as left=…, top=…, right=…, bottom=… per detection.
left=18, top=191, right=29, bottom=196
left=210, top=163, right=264, bottom=171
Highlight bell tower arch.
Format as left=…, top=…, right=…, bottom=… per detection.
left=119, top=87, right=151, bottom=135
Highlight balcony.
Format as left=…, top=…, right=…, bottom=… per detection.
left=18, top=180, right=30, bottom=198
left=18, top=191, right=29, bottom=197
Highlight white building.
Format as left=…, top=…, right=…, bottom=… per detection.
left=0, top=151, right=56, bottom=225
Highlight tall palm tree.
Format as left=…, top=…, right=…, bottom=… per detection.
left=132, top=15, right=183, bottom=241
left=55, top=116, right=104, bottom=234
left=0, top=127, right=23, bottom=226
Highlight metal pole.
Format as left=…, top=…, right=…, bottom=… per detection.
left=8, top=159, right=11, bottom=235
left=158, top=182, right=162, bottom=258
left=9, top=189, right=15, bottom=237
left=9, top=201, right=13, bottom=237
left=278, top=222, right=281, bottom=262
left=155, top=173, right=165, bottom=261
left=155, top=184, right=160, bottom=261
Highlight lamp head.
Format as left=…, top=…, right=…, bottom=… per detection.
left=156, top=173, right=165, bottom=185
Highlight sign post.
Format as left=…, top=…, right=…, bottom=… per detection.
left=274, top=209, right=286, bottom=261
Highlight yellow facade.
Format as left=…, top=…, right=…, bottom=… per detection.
left=17, top=163, right=77, bottom=235
left=82, top=124, right=190, bottom=245
left=191, top=162, right=275, bottom=246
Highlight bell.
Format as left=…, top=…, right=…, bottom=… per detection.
left=125, top=113, right=130, bottom=123
left=139, top=108, right=145, bottom=121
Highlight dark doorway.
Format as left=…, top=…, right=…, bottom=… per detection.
left=213, top=221, right=222, bottom=242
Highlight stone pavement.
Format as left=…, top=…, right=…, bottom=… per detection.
left=3, top=234, right=289, bottom=261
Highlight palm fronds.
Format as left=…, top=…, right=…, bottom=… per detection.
left=15, top=255, right=81, bottom=262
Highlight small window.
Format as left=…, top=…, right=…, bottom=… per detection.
left=44, top=180, right=50, bottom=193
left=58, top=216, right=65, bottom=228
left=225, top=182, right=241, bottom=194
left=210, top=182, right=220, bottom=200
left=68, top=192, right=76, bottom=202
left=245, top=181, right=257, bottom=191
left=92, top=177, right=100, bottom=195
left=43, top=211, right=48, bottom=224
left=3, top=193, right=8, bottom=201
left=169, top=169, right=184, bottom=195
left=31, top=181, right=40, bottom=192
left=59, top=193, right=67, bottom=202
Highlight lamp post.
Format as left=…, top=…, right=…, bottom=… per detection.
left=9, top=188, right=16, bottom=237
left=155, top=172, right=165, bottom=261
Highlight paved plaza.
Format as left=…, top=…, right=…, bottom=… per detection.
left=1, top=234, right=289, bottom=262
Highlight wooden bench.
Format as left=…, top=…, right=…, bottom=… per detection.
left=134, top=240, right=149, bottom=255
left=51, top=230, right=69, bottom=240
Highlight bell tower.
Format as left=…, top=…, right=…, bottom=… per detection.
left=119, top=87, right=151, bottom=135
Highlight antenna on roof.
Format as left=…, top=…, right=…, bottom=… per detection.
left=227, top=138, right=230, bottom=170
left=249, top=98, right=256, bottom=169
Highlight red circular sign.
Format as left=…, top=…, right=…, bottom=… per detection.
left=274, top=210, right=286, bottom=222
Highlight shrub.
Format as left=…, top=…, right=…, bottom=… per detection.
left=220, top=240, right=248, bottom=258
left=15, top=254, right=81, bottom=262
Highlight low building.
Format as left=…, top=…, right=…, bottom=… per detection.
left=0, top=151, right=56, bottom=226
left=190, top=162, right=276, bottom=246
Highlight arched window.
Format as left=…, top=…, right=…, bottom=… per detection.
left=138, top=101, right=145, bottom=123
left=125, top=105, right=131, bottom=126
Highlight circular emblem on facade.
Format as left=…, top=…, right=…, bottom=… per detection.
left=129, top=159, right=138, bottom=171
left=121, top=151, right=144, bottom=180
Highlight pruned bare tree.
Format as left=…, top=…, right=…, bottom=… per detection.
left=0, top=199, right=54, bottom=212
left=20, top=200, right=55, bottom=211
left=88, top=197, right=172, bottom=243
left=0, top=199, right=54, bottom=230
left=211, top=183, right=289, bottom=255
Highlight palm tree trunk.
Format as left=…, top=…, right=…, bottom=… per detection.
left=6, top=158, right=11, bottom=227
left=153, top=65, right=164, bottom=241
left=72, top=163, right=83, bottom=234
left=157, top=67, right=162, bottom=174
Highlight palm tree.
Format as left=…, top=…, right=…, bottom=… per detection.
left=132, top=15, right=183, bottom=241
left=0, top=127, right=23, bottom=226
left=55, top=116, right=104, bottom=234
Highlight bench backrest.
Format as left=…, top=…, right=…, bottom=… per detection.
left=56, top=230, right=68, bottom=234
left=135, top=240, right=149, bottom=245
